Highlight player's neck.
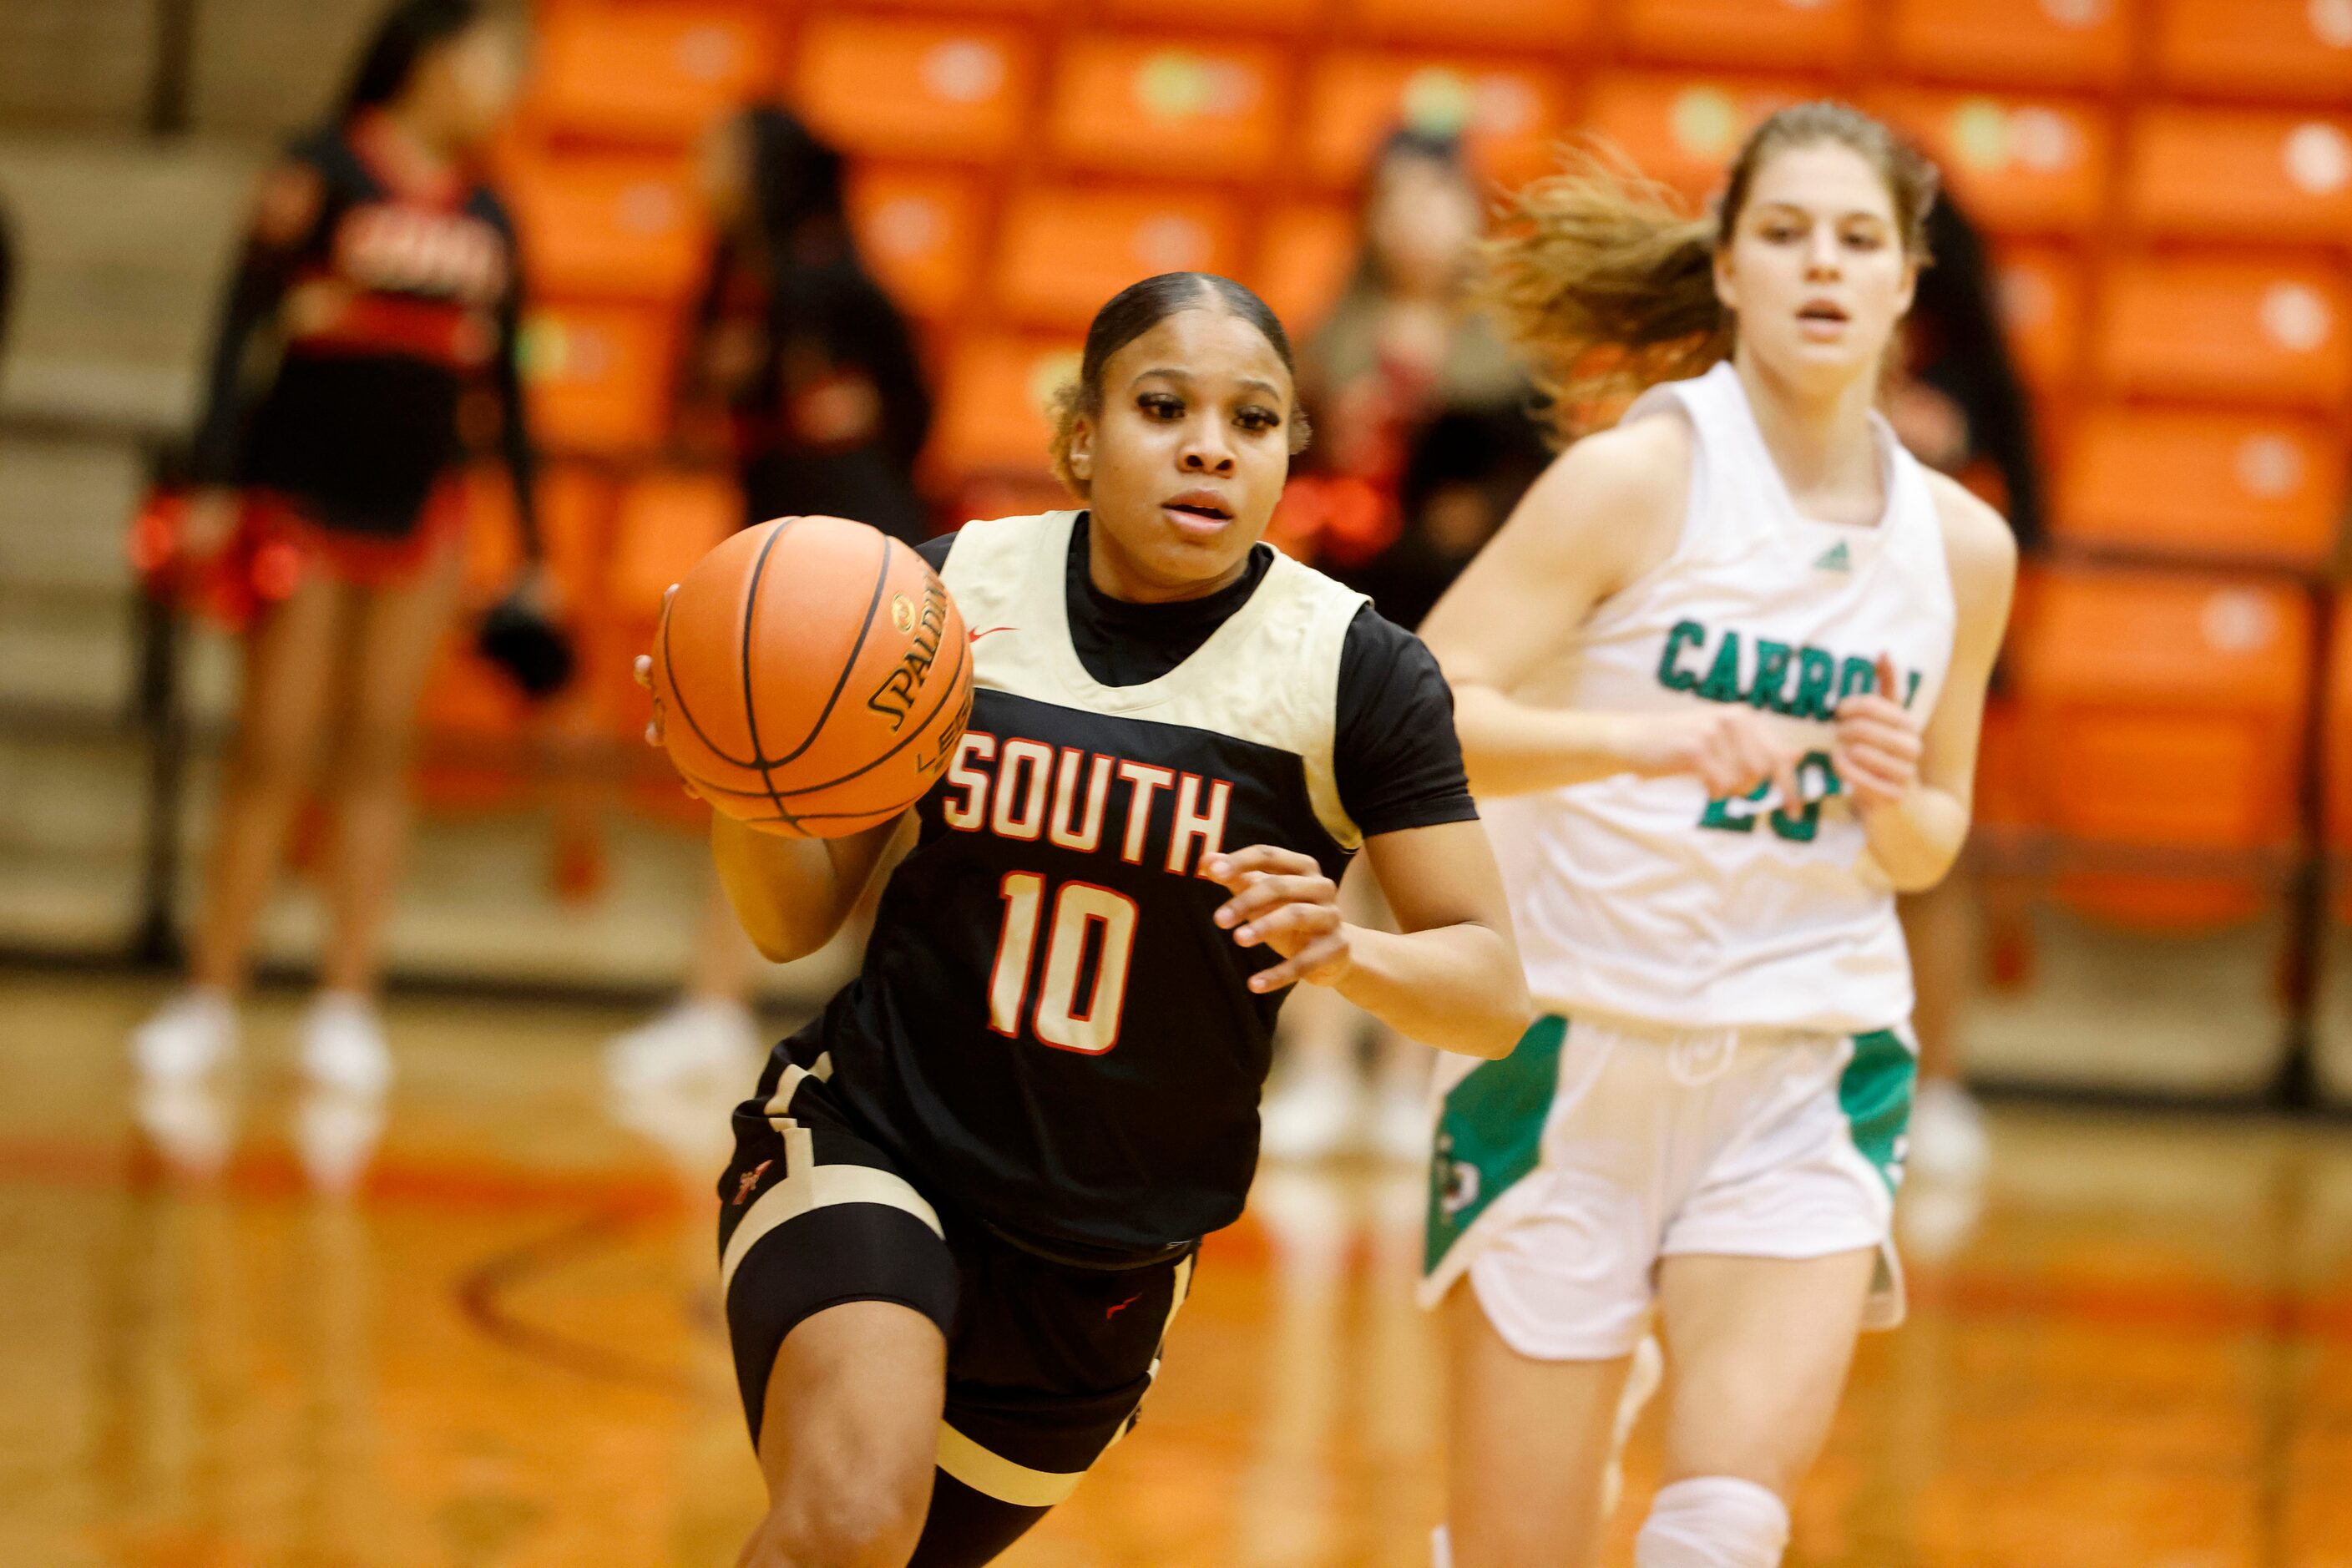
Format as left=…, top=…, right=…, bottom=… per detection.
left=1731, top=352, right=1881, bottom=518
left=1085, top=517, right=1252, bottom=606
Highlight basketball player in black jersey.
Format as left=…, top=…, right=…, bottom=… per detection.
left=640, top=274, right=1531, bottom=1568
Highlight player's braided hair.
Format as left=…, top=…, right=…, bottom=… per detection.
left=1047, top=272, right=1312, bottom=498
left=1483, top=100, right=1938, bottom=442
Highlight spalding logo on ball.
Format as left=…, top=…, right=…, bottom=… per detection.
left=649, top=515, right=974, bottom=839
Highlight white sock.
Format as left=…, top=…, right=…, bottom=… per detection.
left=1430, top=1524, right=1452, bottom=1568
left=1634, top=1476, right=1789, bottom=1567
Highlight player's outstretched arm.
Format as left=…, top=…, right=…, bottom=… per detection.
left=1204, top=822, right=1531, bottom=1060
left=635, top=645, right=906, bottom=962
left=1422, top=417, right=1801, bottom=806
left=710, top=812, right=907, bottom=963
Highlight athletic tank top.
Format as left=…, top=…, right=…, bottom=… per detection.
left=1489, top=361, right=1957, bottom=1036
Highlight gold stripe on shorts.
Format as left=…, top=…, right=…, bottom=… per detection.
left=719, top=1160, right=943, bottom=1297
left=935, top=1422, right=1088, bottom=1509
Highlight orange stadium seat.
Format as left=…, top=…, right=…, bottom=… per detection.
left=2015, top=566, right=2312, bottom=926
left=2324, top=592, right=2352, bottom=855
left=502, top=153, right=706, bottom=304
left=2056, top=409, right=2348, bottom=567
left=2095, top=259, right=2352, bottom=409
left=529, top=3, right=778, bottom=147
left=846, top=165, right=986, bottom=321
left=928, top=333, right=1085, bottom=479
left=2124, top=109, right=2352, bottom=247
left=1340, top=0, right=1598, bottom=49
left=1616, top=0, right=1863, bottom=71
left=994, top=187, right=1242, bottom=329
left=1992, top=244, right=2085, bottom=392
left=460, top=462, right=615, bottom=610
left=521, top=303, right=674, bottom=455
left=1871, top=91, right=2111, bottom=236
left=1889, top=0, right=2130, bottom=89
left=1302, top=55, right=1567, bottom=190
left=1047, top=37, right=1287, bottom=182
left=2155, top=0, right=2352, bottom=103
left=1582, top=73, right=1811, bottom=202
left=795, top=16, right=1034, bottom=164
left=1248, top=205, right=1358, bottom=339
left=608, top=468, right=741, bottom=623
left=1101, top=0, right=1319, bottom=30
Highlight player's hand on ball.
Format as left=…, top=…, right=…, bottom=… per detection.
left=635, top=585, right=703, bottom=802
left=1833, top=653, right=1923, bottom=811
left=1204, top=846, right=1352, bottom=993
left=1639, top=707, right=1803, bottom=809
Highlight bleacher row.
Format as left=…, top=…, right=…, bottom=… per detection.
left=431, top=0, right=2352, bottom=938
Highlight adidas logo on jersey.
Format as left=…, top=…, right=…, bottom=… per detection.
left=1813, top=541, right=1851, bottom=573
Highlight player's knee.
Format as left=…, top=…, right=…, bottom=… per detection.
left=1632, top=1476, right=1789, bottom=1568
left=747, top=1469, right=931, bottom=1568
left=331, top=717, right=413, bottom=793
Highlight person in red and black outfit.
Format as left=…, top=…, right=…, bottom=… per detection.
left=132, top=0, right=537, bottom=1095
left=606, top=104, right=936, bottom=1095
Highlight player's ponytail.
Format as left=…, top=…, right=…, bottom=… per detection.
left=1485, top=101, right=1937, bottom=441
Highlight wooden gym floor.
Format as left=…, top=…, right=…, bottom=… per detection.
left=3, top=968, right=2349, bottom=1568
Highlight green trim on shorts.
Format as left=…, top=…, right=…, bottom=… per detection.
left=1841, top=1028, right=1917, bottom=1195
left=1424, top=1014, right=1566, bottom=1277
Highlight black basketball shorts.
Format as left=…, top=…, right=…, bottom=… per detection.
left=717, top=1042, right=1196, bottom=1568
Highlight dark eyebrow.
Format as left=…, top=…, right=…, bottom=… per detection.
left=1130, top=367, right=1285, bottom=402
left=1753, top=200, right=1890, bottom=224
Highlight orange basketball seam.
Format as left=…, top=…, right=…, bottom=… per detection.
left=736, top=521, right=801, bottom=832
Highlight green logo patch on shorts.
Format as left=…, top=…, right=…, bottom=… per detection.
left=1424, top=1014, right=1566, bottom=1277
left=1841, top=1028, right=1917, bottom=1194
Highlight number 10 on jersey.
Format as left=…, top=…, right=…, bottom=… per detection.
left=989, top=873, right=1140, bottom=1054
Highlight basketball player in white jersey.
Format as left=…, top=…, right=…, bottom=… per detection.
left=1416, top=104, right=2017, bottom=1567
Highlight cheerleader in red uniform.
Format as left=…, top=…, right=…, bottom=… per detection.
left=130, top=0, right=539, bottom=1094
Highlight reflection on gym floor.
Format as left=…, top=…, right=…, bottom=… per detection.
left=4, top=969, right=2350, bottom=1568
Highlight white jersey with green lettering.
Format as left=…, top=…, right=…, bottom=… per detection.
left=1485, top=360, right=1957, bottom=1038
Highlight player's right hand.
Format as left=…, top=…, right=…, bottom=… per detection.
left=1633, top=708, right=1803, bottom=807
left=635, top=584, right=703, bottom=802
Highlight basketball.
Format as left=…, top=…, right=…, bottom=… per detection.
left=648, top=516, right=973, bottom=839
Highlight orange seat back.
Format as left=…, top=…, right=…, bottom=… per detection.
left=2056, top=409, right=2347, bottom=568
left=521, top=302, right=675, bottom=455
left=2324, top=591, right=2352, bottom=851
left=994, top=187, right=1242, bottom=330
left=1581, top=73, right=1811, bottom=202
left=1102, top=0, right=1320, bottom=28
left=2014, top=566, right=2312, bottom=854
left=847, top=165, right=987, bottom=321
left=2124, top=109, right=2352, bottom=245
left=2155, top=0, right=2352, bottom=102
left=1047, top=37, right=1287, bottom=182
left=463, top=462, right=615, bottom=611
left=795, top=16, right=1033, bottom=164
left=1616, top=0, right=1864, bottom=69
left=1992, top=244, right=2085, bottom=392
left=1871, top=91, right=2111, bottom=236
left=609, top=468, right=741, bottom=622
left=530, top=3, right=777, bottom=147
left=503, top=152, right=706, bottom=304
left=1248, top=205, right=1359, bottom=341
left=1302, top=55, right=1567, bottom=190
left=2095, top=259, right=2352, bottom=409
left=928, top=333, right=1085, bottom=480
left=1339, top=0, right=1598, bottom=48
left=1888, top=0, right=2129, bottom=89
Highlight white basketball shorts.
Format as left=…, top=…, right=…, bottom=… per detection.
left=1419, top=1014, right=1914, bottom=1361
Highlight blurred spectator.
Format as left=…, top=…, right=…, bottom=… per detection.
left=606, top=104, right=933, bottom=1094
left=1887, top=190, right=2046, bottom=1186
left=129, top=0, right=537, bottom=1095
left=1262, top=129, right=1545, bottom=1164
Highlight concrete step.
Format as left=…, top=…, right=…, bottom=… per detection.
left=0, top=134, right=258, bottom=433
left=0, top=585, right=139, bottom=716
left=0, top=432, right=144, bottom=594
left=0, top=0, right=155, bottom=134
left=190, top=0, right=386, bottom=142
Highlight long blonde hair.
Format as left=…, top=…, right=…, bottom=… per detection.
left=1483, top=101, right=1939, bottom=440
